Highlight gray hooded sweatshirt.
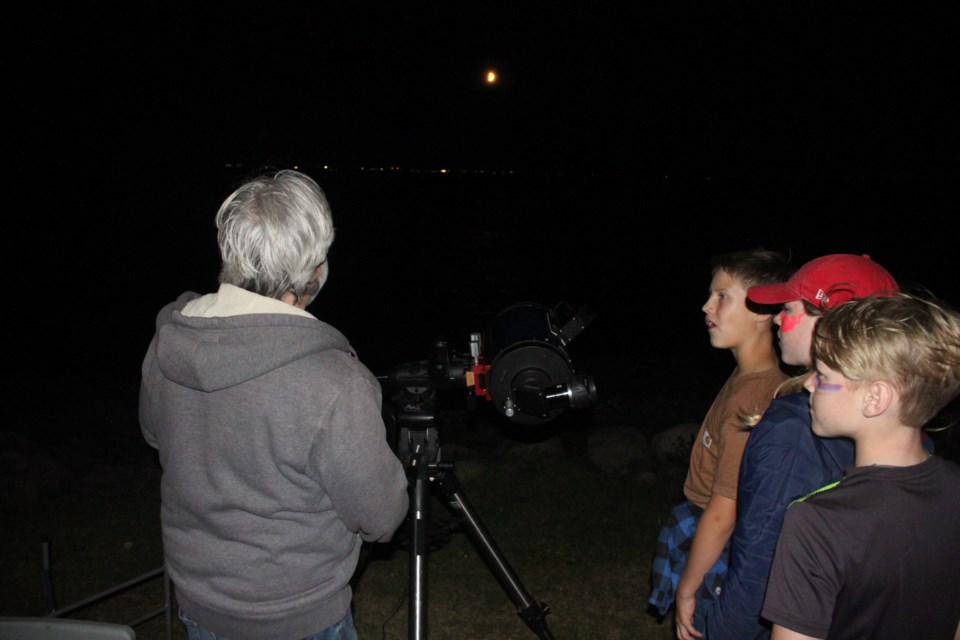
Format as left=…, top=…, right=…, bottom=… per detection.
left=140, top=286, right=409, bottom=640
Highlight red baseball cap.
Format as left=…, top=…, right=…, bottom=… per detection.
left=747, top=254, right=898, bottom=310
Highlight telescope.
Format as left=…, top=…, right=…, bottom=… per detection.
left=386, top=301, right=597, bottom=429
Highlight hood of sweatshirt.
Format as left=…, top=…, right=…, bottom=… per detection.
left=153, top=292, right=353, bottom=393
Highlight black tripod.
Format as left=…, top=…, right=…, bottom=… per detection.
left=398, top=409, right=556, bottom=640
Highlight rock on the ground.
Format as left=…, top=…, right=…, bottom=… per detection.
left=586, top=424, right=651, bottom=475
left=651, top=423, right=700, bottom=466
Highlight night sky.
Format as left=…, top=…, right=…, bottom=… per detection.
left=9, top=5, right=958, bottom=426
left=13, top=5, right=956, bottom=174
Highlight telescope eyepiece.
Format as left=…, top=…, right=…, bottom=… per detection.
left=543, top=375, right=597, bottom=411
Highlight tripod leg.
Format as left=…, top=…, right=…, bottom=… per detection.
left=409, top=470, right=431, bottom=640
left=433, top=466, right=557, bottom=640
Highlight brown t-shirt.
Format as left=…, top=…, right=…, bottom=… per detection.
left=683, top=367, right=786, bottom=509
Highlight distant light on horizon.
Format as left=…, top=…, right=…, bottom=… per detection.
left=485, top=70, right=498, bottom=84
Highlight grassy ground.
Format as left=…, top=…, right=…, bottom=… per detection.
left=1, top=402, right=686, bottom=640
left=349, top=429, right=684, bottom=640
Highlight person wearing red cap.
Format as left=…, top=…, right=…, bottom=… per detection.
left=649, top=249, right=791, bottom=640
left=704, top=254, right=899, bottom=640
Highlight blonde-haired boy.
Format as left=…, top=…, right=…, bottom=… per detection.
left=762, top=293, right=960, bottom=640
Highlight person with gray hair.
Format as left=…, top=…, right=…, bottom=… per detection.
left=140, top=169, right=409, bottom=640
left=216, top=169, right=335, bottom=305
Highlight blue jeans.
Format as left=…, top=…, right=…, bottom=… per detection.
left=178, top=607, right=358, bottom=640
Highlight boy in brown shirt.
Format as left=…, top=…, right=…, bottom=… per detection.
left=649, top=249, right=791, bottom=640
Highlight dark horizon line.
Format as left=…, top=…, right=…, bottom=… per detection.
left=202, top=158, right=957, bottom=184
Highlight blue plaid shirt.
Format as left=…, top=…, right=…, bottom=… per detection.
left=649, top=500, right=729, bottom=631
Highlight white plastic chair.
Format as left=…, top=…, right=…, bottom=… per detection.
left=0, top=617, right=136, bottom=639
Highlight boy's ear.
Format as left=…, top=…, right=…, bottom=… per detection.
left=863, top=380, right=896, bottom=418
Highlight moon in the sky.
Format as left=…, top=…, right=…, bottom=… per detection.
left=485, top=70, right=498, bottom=85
